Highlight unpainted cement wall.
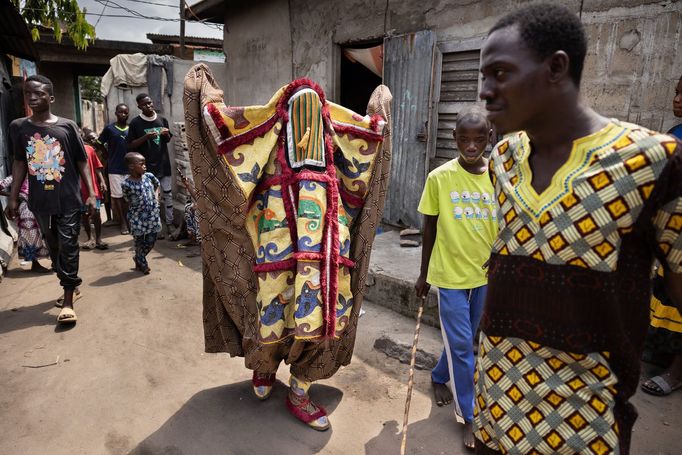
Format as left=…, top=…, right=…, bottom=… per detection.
left=219, top=0, right=682, bottom=131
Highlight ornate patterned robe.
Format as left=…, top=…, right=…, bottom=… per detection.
left=183, top=64, right=392, bottom=381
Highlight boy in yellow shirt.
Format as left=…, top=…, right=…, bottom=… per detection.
left=415, top=106, right=496, bottom=450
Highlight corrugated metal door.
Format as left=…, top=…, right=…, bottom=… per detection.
left=428, top=48, right=482, bottom=171
left=383, top=30, right=436, bottom=228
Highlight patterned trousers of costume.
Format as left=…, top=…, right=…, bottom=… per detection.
left=134, top=232, right=157, bottom=269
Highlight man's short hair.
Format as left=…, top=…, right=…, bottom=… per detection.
left=136, top=93, right=150, bottom=104
left=455, top=105, right=491, bottom=131
left=489, top=3, right=587, bottom=86
left=115, top=103, right=128, bottom=111
left=25, top=74, right=54, bottom=96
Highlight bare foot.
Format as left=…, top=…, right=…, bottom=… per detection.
left=463, top=422, right=475, bottom=451
left=432, top=380, right=453, bottom=406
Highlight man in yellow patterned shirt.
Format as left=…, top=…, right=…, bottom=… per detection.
left=474, top=3, right=682, bottom=454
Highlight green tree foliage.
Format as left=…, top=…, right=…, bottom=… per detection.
left=12, top=0, right=96, bottom=50
left=79, top=75, right=102, bottom=102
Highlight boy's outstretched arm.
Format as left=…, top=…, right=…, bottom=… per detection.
left=415, top=214, right=438, bottom=299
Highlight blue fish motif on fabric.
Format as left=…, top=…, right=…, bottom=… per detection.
left=295, top=281, right=321, bottom=319
left=300, top=180, right=326, bottom=192
left=261, top=295, right=287, bottom=326
left=254, top=187, right=282, bottom=210
left=334, top=150, right=370, bottom=178
left=336, top=295, right=353, bottom=317
left=341, top=198, right=361, bottom=221
left=238, top=163, right=261, bottom=184
left=297, top=236, right=321, bottom=252
left=339, top=238, right=351, bottom=256
left=256, top=243, right=294, bottom=264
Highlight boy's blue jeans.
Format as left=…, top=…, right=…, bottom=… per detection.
left=431, top=286, right=487, bottom=423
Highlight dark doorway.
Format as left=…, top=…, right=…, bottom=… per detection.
left=339, top=41, right=383, bottom=114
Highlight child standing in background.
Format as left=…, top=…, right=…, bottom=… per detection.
left=121, top=152, right=161, bottom=274
left=414, top=106, right=496, bottom=451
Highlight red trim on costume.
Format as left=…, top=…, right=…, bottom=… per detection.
left=331, top=122, right=384, bottom=142
left=319, top=134, right=340, bottom=338
left=206, top=103, right=231, bottom=140
left=252, top=258, right=296, bottom=273
left=217, top=115, right=279, bottom=155
left=369, top=114, right=384, bottom=132
left=294, top=252, right=324, bottom=261
left=339, top=257, right=355, bottom=268
left=296, top=170, right=334, bottom=184
left=338, top=187, right=365, bottom=207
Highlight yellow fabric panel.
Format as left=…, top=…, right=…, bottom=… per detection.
left=650, top=295, right=682, bottom=332
left=294, top=260, right=323, bottom=337
left=257, top=270, right=294, bottom=342
left=329, top=102, right=374, bottom=129
left=335, top=266, right=353, bottom=334
left=219, top=87, right=284, bottom=135
left=333, top=133, right=378, bottom=200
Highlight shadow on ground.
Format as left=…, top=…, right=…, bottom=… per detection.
left=365, top=401, right=460, bottom=455
left=130, top=380, right=342, bottom=455
left=0, top=299, right=57, bottom=335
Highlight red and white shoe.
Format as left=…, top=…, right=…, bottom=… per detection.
left=285, top=394, right=331, bottom=431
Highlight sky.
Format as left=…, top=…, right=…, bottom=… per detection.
left=77, top=0, right=223, bottom=43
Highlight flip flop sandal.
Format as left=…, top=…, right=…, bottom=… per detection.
left=81, top=241, right=95, bottom=250
left=55, top=290, right=82, bottom=308
left=641, top=375, right=682, bottom=396
left=121, top=229, right=130, bottom=235
left=57, top=307, right=77, bottom=324
left=95, top=242, right=109, bottom=250
left=252, top=372, right=276, bottom=401
left=285, top=394, right=330, bottom=431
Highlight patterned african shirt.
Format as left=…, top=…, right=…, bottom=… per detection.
left=473, top=120, right=682, bottom=454
left=121, top=172, right=162, bottom=237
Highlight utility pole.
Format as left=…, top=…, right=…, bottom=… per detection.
left=179, top=0, right=186, bottom=57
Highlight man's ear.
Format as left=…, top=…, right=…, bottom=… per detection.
left=488, top=128, right=494, bottom=142
left=547, top=51, right=570, bottom=84
left=452, top=129, right=457, bottom=141
left=49, top=95, right=55, bottom=104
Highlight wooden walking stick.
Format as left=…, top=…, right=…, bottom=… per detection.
left=400, top=295, right=426, bottom=455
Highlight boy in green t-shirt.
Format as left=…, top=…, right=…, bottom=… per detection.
left=415, top=106, right=497, bottom=450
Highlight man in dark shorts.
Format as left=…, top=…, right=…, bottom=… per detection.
left=473, top=4, right=682, bottom=454
left=98, top=103, right=130, bottom=234
left=5, top=74, right=97, bottom=325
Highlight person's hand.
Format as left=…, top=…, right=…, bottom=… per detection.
left=415, top=274, right=430, bottom=299
left=100, top=181, right=108, bottom=194
left=160, top=127, right=170, bottom=137
left=4, top=198, right=18, bottom=220
left=86, top=195, right=97, bottom=216
left=146, top=130, right=159, bottom=139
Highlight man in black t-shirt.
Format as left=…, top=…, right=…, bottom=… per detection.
left=5, top=74, right=97, bottom=325
left=127, top=93, right=174, bottom=238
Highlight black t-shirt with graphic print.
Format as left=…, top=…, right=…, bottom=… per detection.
left=127, top=115, right=172, bottom=178
left=9, top=117, right=87, bottom=215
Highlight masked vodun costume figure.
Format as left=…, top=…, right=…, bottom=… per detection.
left=183, top=64, right=392, bottom=430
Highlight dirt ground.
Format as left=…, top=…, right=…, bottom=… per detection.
left=0, top=226, right=680, bottom=454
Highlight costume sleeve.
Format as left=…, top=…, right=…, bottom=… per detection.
left=0, top=175, right=12, bottom=191
left=651, top=147, right=682, bottom=273
left=417, top=172, right=439, bottom=216
left=8, top=120, right=26, bottom=162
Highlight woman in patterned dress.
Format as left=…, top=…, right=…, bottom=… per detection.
left=0, top=175, right=50, bottom=272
